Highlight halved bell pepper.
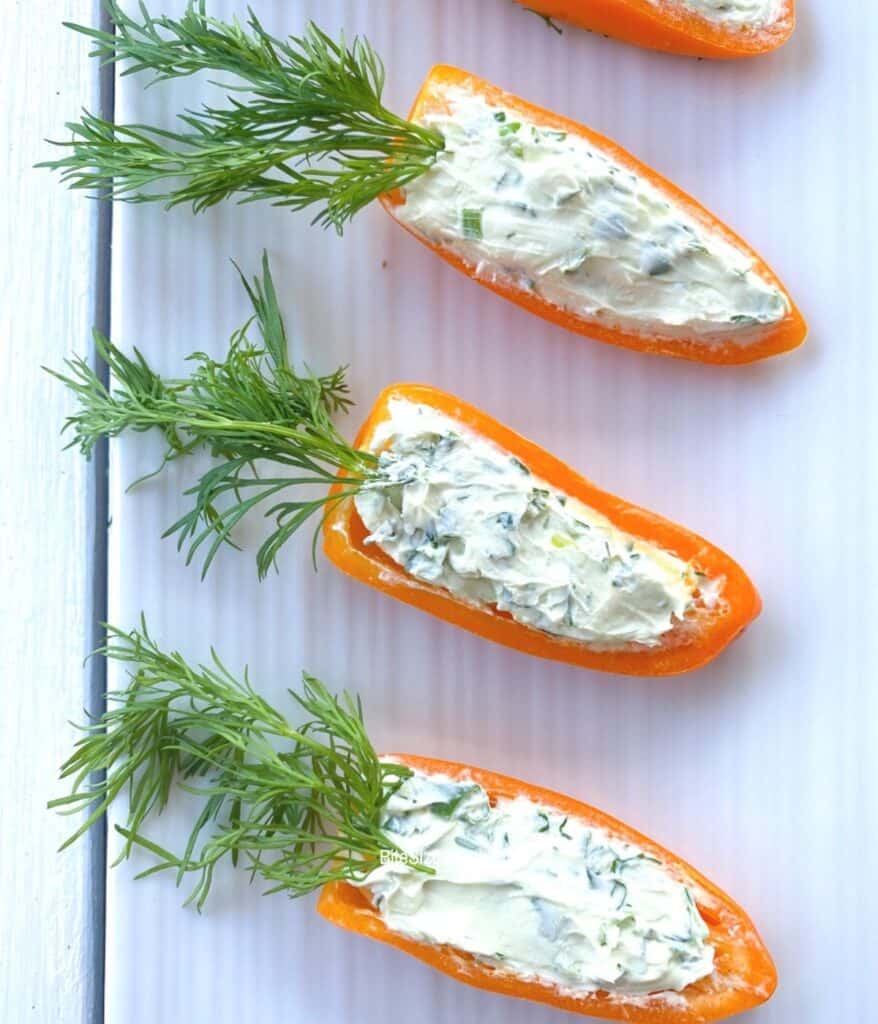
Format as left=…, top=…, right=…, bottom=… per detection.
left=382, top=65, right=805, bottom=364
left=324, top=383, right=761, bottom=676
left=319, top=754, right=777, bottom=1022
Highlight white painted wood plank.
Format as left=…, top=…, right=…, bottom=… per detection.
left=0, top=3, right=105, bottom=1022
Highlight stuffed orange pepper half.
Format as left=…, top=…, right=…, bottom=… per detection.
left=55, top=623, right=779, bottom=1024
left=324, top=382, right=761, bottom=675
left=47, top=6, right=805, bottom=364
left=381, top=64, right=805, bottom=363
left=517, top=0, right=796, bottom=59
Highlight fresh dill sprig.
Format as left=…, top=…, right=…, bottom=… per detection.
left=40, top=2, right=444, bottom=231
left=50, top=618, right=418, bottom=908
left=48, top=252, right=377, bottom=578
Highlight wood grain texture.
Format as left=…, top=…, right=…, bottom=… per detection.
left=0, top=2, right=105, bottom=1022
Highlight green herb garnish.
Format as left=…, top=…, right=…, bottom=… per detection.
left=429, top=785, right=478, bottom=819
left=730, top=314, right=759, bottom=325
left=50, top=619, right=422, bottom=908
left=39, top=3, right=444, bottom=232
left=462, top=208, right=484, bottom=240
left=49, top=253, right=377, bottom=579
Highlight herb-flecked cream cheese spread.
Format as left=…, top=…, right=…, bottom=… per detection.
left=396, top=86, right=788, bottom=344
left=361, top=767, right=715, bottom=995
left=658, top=0, right=782, bottom=28
left=354, top=399, right=700, bottom=650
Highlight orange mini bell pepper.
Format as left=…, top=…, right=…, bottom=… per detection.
left=323, top=383, right=761, bottom=676
left=318, top=753, right=778, bottom=1022
left=516, top=0, right=796, bottom=58
left=382, top=66, right=806, bottom=364
left=49, top=10, right=804, bottom=361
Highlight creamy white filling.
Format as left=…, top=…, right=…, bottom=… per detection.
left=363, top=767, right=715, bottom=995
left=397, top=87, right=788, bottom=343
left=354, top=399, right=699, bottom=650
left=656, top=0, right=781, bottom=28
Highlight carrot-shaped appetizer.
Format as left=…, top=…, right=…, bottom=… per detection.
left=43, top=4, right=805, bottom=363
left=517, top=0, right=796, bottom=59
left=55, top=621, right=778, bottom=1022
left=383, top=65, right=804, bottom=363
left=55, top=257, right=759, bottom=676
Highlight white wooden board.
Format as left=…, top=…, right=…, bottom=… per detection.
left=105, top=2, right=877, bottom=1022
left=0, top=3, right=105, bottom=1022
